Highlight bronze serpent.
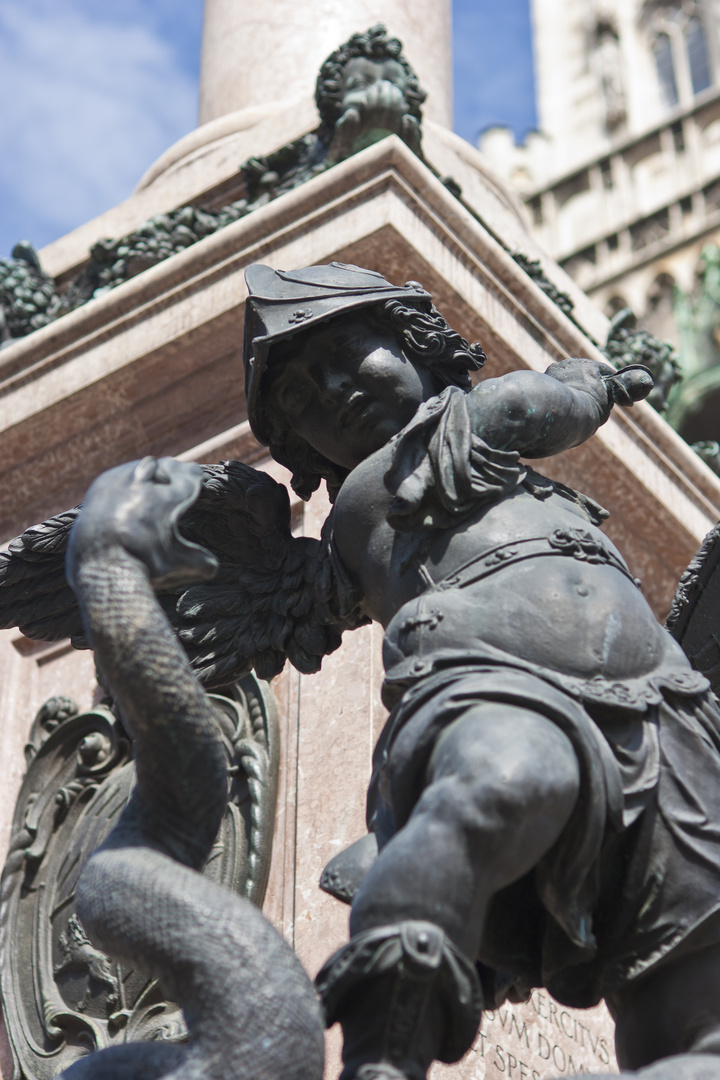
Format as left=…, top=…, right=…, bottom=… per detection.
left=60, top=456, right=324, bottom=1080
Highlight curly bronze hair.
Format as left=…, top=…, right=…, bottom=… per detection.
left=262, top=299, right=486, bottom=503
left=315, top=24, right=426, bottom=138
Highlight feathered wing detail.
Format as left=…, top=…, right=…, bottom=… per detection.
left=0, top=507, right=87, bottom=645
left=0, top=461, right=367, bottom=683
left=176, top=460, right=369, bottom=685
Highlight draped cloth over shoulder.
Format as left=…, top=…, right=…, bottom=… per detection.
left=384, top=387, right=526, bottom=532
left=382, top=386, right=609, bottom=532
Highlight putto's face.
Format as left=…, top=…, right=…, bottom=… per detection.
left=340, top=57, right=408, bottom=108
left=265, top=315, right=438, bottom=471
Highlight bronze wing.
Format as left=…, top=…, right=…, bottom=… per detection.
left=0, top=507, right=86, bottom=645
left=174, top=459, right=368, bottom=685
left=0, top=460, right=367, bottom=686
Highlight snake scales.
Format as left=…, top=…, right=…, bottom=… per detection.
left=59, top=457, right=324, bottom=1080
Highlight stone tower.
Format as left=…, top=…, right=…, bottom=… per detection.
left=199, top=0, right=453, bottom=126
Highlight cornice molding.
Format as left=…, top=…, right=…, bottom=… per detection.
left=1, top=136, right=717, bottom=616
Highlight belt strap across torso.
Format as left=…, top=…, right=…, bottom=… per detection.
left=423, top=527, right=641, bottom=593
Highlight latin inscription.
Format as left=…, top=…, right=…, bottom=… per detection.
left=431, top=992, right=616, bottom=1080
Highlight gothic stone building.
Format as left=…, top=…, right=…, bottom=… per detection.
left=482, top=0, right=720, bottom=442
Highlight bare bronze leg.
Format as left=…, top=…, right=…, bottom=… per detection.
left=320, top=705, right=581, bottom=1080
left=351, top=704, right=581, bottom=957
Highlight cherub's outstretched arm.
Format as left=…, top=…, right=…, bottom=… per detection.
left=382, top=360, right=653, bottom=534
left=467, top=359, right=653, bottom=459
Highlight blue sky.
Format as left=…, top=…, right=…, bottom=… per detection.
left=0, top=0, right=536, bottom=259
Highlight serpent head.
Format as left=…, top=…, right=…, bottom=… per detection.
left=67, top=457, right=219, bottom=589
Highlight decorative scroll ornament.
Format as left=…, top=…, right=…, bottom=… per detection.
left=0, top=677, right=279, bottom=1080
left=511, top=252, right=576, bottom=320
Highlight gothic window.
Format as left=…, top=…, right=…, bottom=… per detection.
left=654, top=32, right=679, bottom=106
left=644, top=1, right=716, bottom=107
left=647, top=272, right=676, bottom=311
left=605, top=295, right=629, bottom=317
left=685, top=16, right=712, bottom=93
left=595, top=20, right=627, bottom=132
left=644, top=273, right=677, bottom=342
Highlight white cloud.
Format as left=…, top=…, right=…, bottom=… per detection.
left=0, top=0, right=198, bottom=254
left=0, top=0, right=536, bottom=255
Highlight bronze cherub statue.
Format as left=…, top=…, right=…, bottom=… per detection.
left=4, top=263, right=720, bottom=1080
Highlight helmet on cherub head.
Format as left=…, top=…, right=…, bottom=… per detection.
left=242, top=262, right=485, bottom=500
